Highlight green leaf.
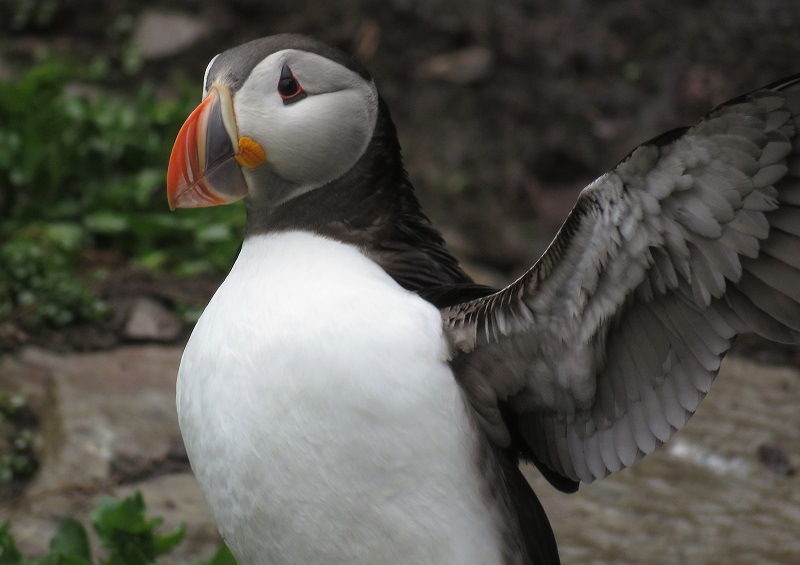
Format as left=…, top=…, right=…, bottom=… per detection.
left=135, top=250, right=169, bottom=271
left=83, top=213, right=129, bottom=234
left=92, top=493, right=151, bottom=537
left=40, top=223, right=86, bottom=252
left=91, top=492, right=188, bottom=564
left=49, top=518, right=92, bottom=562
left=174, top=260, right=215, bottom=277
left=196, top=224, right=233, bottom=244
left=202, top=544, right=237, bottom=565
left=0, top=522, right=24, bottom=565
left=151, top=523, right=185, bottom=557
left=126, top=214, right=185, bottom=239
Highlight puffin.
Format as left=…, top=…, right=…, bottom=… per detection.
left=166, top=34, right=800, bottom=565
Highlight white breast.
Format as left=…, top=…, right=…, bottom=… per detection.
left=176, top=231, right=505, bottom=565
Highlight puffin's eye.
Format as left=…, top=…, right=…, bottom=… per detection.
left=278, top=65, right=307, bottom=105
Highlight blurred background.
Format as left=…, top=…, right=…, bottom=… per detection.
left=1, top=0, right=799, bottom=563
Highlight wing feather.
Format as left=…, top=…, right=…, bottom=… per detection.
left=659, top=379, right=689, bottom=430
left=761, top=229, right=800, bottom=269
left=629, top=401, right=658, bottom=455
left=443, top=75, right=800, bottom=485
left=778, top=182, right=800, bottom=204
left=613, top=412, right=640, bottom=468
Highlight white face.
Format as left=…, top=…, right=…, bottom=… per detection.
left=221, top=49, right=379, bottom=206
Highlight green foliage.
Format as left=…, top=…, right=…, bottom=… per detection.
left=0, top=55, right=244, bottom=330
left=0, top=522, right=24, bottom=565
left=0, top=56, right=244, bottom=276
left=0, top=492, right=235, bottom=565
left=0, top=392, right=37, bottom=485
left=91, top=494, right=185, bottom=564
left=0, top=58, right=175, bottom=219
left=5, top=0, right=59, bottom=31
left=0, top=227, right=109, bottom=329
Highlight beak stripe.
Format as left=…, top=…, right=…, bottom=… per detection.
left=184, top=141, right=194, bottom=184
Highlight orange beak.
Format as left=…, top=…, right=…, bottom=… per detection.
left=167, top=84, right=265, bottom=210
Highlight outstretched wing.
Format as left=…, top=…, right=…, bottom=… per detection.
left=444, top=75, right=800, bottom=487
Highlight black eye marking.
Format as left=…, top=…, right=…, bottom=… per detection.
left=278, top=65, right=307, bottom=105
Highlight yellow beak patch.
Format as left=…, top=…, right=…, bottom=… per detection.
left=235, top=136, right=267, bottom=169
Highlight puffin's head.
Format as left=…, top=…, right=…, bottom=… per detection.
left=167, top=34, right=379, bottom=210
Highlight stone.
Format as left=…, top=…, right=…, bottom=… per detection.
left=757, top=443, right=794, bottom=476
left=419, top=46, right=494, bottom=85
left=132, top=10, right=211, bottom=60
left=16, top=346, right=185, bottom=491
left=1, top=346, right=220, bottom=559
left=123, top=297, right=182, bottom=342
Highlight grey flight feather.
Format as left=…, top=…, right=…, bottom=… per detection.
left=443, top=75, right=800, bottom=484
